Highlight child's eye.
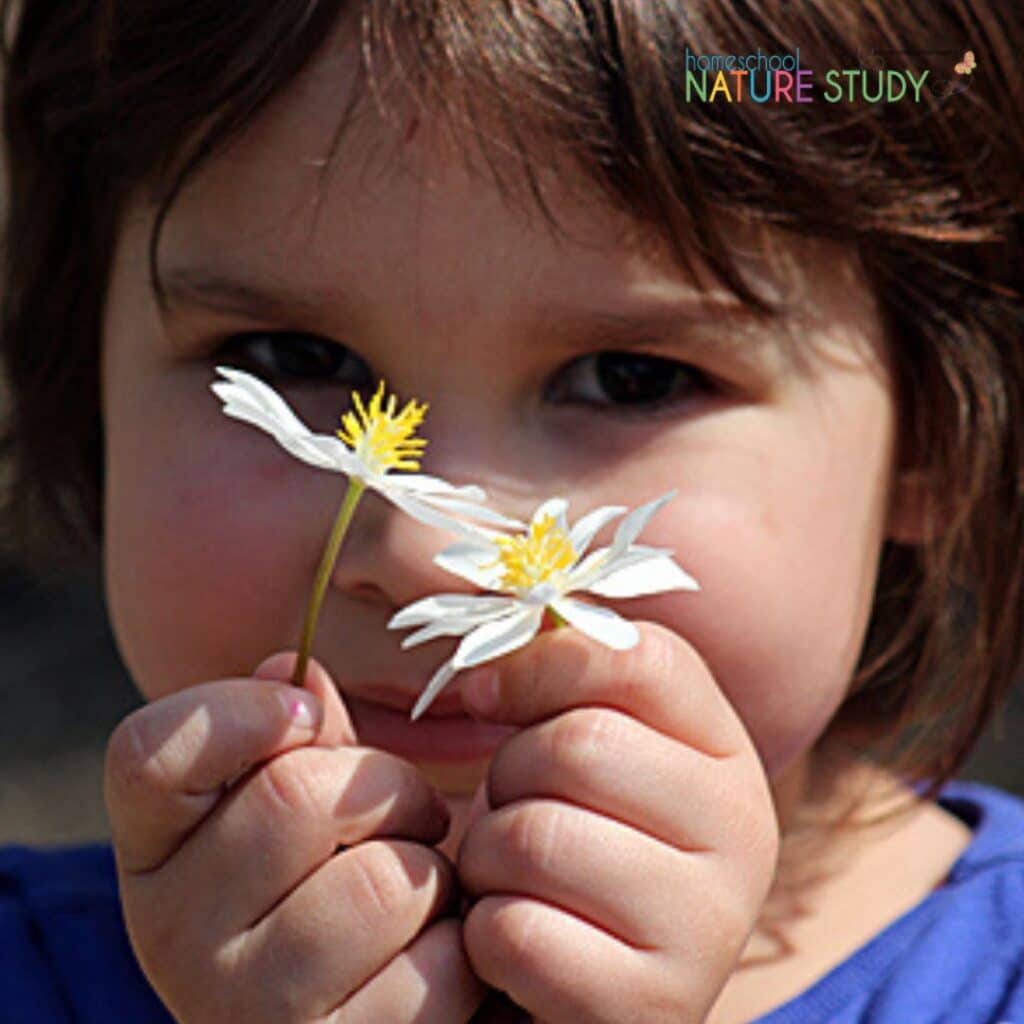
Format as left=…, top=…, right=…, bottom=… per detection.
left=546, top=351, right=713, bottom=415
left=215, top=331, right=372, bottom=388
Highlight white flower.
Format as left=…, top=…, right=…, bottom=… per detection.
left=389, top=490, right=700, bottom=719
left=211, top=367, right=521, bottom=537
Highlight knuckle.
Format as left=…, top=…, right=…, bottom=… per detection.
left=636, top=622, right=712, bottom=709
left=713, top=886, right=753, bottom=946
left=343, top=841, right=415, bottom=928
left=503, top=802, right=564, bottom=875
left=744, top=817, right=781, bottom=897
left=465, top=896, right=547, bottom=984
left=632, top=624, right=679, bottom=698
left=546, top=707, right=624, bottom=777
left=256, top=748, right=320, bottom=819
left=688, top=864, right=759, bottom=954
left=498, top=901, right=544, bottom=973
left=701, top=810, right=779, bottom=909
left=104, top=714, right=145, bottom=786
left=105, top=710, right=172, bottom=797
left=718, top=764, right=781, bottom=869
left=745, top=792, right=781, bottom=865
left=643, top=964, right=702, bottom=1024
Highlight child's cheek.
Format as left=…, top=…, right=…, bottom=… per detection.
left=104, top=442, right=329, bottom=702
left=620, top=484, right=885, bottom=781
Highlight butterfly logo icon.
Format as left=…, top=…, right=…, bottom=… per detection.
left=954, top=50, right=977, bottom=75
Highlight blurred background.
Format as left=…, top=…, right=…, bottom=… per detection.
left=1, top=546, right=1023, bottom=846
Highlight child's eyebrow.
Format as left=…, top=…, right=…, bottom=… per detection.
left=157, top=262, right=785, bottom=358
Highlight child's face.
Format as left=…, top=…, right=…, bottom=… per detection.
left=101, top=40, right=906, bottom=804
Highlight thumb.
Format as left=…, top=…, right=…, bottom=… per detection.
left=252, top=651, right=357, bottom=748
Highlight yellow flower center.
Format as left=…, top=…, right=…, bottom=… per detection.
left=488, top=514, right=578, bottom=593
left=336, top=381, right=428, bottom=473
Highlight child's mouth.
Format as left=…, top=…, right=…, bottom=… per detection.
left=345, top=693, right=517, bottom=763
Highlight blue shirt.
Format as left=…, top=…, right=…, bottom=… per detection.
left=753, top=780, right=1024, bottom=1024
left=1, top=779, right=1022, bottom=1023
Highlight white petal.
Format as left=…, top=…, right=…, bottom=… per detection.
left=609, top=490, right=678, bottom=556
left=400, top=619, right=480, bottom=648
left=388, top=594, right=516, bottom=629
left=531, top=497, right=569, bottom=533
left=213, top=369, right=365, bottom=475
left=216, top=401, right=294, bottom=445
left=451, top=607, right=543, bottom=669
left=550, top=596, right=639, bottom=650
left=289, top=434, right=361, bottom=474
left=568, top=544, right=678, bottom=593
left=433, top=544, right=506, bottom=589
left=213, top=395, right=287, bottom=437
left=218, top=401, right=352, bottom=473
left=572, top=544, right=672, bottom=589
left=213, top=367, right=312, bottom=437
left=387, top=474, right=486, bottom=499
left=384, top=489, right=494, bottom=539
left=440, top=521, right=527, bottom=544
left=567, top=505, right=628, bottom=559
left=585, top=553, right=700, bottom=598
left=386, top=476, right=527, bottom=529
left=522, top=581, right=560, bottom=607
left=298, top=434, right=363, bottom=473
left=413, top=492, right=526, bottom=530
left=565, top=548, right=610, bottom=592
left=410, top=660, right=459, bottom=721
left=211, top=389, right=284, bottom=432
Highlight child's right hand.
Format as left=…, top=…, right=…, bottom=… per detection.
left=104, top=652, right=487, bottom=1023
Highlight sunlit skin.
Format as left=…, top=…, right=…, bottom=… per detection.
left=100, top=26, right=973, bottom=1024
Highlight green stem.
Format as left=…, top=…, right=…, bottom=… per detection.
left=291, top=478, right=366, bottom=687
left=548, top=606, right=569, bottom=629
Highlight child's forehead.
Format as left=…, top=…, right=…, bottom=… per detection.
left=139, top=124, right=820, bottom=310
left=130, top=20, right=688, bottom=273
left=114, top=17, right=884, bottom=380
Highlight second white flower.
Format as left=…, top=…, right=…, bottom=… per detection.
left=389, top=490, right=700, bottom=720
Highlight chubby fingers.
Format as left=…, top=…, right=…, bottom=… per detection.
left=477, top=706, right=767, bottom=865
left=231, top=840, right=463, bottom=1021
left=458, top=709, right=777, bottom=952
left=456, top=624, right=780, bottom=1022
left=104, top=654, right=354, bottom=874
left=459, top=620, right=749, bottom=757
left=165, top=743, right=452, bottom=938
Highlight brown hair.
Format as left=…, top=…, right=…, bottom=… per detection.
left=1, top=0, right=1021, bottom=802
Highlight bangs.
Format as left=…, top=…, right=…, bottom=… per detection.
left=109, top=1, right=1015, bottom=336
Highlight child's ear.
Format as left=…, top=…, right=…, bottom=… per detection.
left=885, top=467, right=942, bottom=545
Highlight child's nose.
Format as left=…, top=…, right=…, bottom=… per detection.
left=327, top=484, right=519, bottom=612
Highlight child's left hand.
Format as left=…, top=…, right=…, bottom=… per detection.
left=455, top=622, right=780, bottom=1024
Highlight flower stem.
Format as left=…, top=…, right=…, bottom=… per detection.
left=291, top=478, right=366, bottom=687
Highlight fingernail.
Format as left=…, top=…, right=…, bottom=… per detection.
left=282, top=692, right=319, bottom=730
left=462, top=668, right=500, bottom=716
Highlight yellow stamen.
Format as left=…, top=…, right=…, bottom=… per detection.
left=336, top=381, right=429, bottom=473
left=487, top=514, right=578, bottom=593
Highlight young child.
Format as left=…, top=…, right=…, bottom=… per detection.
left=1, top=1, right=1022, bottom=1021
